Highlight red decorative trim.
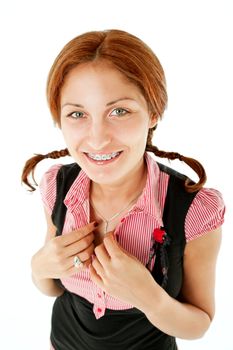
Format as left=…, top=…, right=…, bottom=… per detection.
left=153, top=227, right=166, bottom=243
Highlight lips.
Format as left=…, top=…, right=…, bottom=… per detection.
left=87, top=151, right=121, bottom=161
left=83, top=151, right=123, bottom=164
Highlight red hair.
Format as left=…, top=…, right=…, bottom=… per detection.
left=47, top=29, right=167, bottom=126
left=22, top=29, right=206, bottom=191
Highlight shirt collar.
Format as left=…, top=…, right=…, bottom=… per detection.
left=63, top=168, right=90, bottom=210
left=64, top=152, right=162, bottom=221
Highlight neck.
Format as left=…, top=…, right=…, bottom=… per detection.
left=90, top=157, right=147, bottom=204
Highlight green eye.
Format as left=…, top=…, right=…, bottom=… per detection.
left=68, top=111, right=84, bottom=119
left=111, top=108, right=128, bottom=116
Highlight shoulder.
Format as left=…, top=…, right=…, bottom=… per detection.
left=185, top=187, right=225, bottom=242
left=39, top=164, right=63, bottom=215
left=154, top=158, right=225, bottom=241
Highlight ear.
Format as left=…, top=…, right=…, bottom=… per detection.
left=148, top=114, right=158, bottom=128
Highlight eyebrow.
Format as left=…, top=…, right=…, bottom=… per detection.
left=61, top=97, right=137, bottom=109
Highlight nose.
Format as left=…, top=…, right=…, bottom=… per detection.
left=87, top=119, right=112, bottom=151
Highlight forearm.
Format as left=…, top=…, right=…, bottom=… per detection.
left=139, top=281, right=211, bottom=340
left=32, top=273, right=64, bottom=297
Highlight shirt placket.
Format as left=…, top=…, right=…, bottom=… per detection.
left=93, top=286, right=106, bottom=319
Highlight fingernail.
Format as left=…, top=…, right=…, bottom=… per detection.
left=90, top=221, right=98, bottom=227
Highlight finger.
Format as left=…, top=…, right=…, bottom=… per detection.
left=64, top=233, right=95, bottom=257
left=79, top=243, right=95, bottom=262
left=105, top=230, right=116, bottom=239
left=68, top=243, right=95, bottom=268
left=89, top=263, right=104, bottom=288
left=91, top=256, right=105, bottom=279
left=103, top=233, right=122, bottom=258
left=94, top=243, right=111, bottom=267
left=60, top=221, right=98, bottom=246
left=73, top=255, right=84, bottom=269
left=65, top=257, right=92, bottom=276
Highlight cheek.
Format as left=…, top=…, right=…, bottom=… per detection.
left=119, top=119, right=148, bottom=144
left=61, top=122, right=83, bottom=147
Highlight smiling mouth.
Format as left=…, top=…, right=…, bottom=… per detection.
left=84, top=151, right=123, bottom=165
left=85, top=151, right=122, bottom=161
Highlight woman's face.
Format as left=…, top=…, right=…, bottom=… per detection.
left=60, top=61, right=157, bottom=186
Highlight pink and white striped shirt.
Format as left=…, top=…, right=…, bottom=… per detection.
left=40, top=152, right=225, bottom=319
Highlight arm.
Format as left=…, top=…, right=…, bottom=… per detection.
left=142, top=227, right=222, bottom=339
left=31, top=208, right=64, bottom=297
left=90, top=227, right=222, bottom=340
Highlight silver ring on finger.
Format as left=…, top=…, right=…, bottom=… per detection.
left=73, top=255, right=83, bottom=268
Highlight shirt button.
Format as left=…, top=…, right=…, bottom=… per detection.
left=97, top=308, right=102, bottom=313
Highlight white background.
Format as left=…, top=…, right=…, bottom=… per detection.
left=0, top=1, right=232, bottom=349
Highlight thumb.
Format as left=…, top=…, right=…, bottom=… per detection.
left=105, top=230, right=115, bottom=239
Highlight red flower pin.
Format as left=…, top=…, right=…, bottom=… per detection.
left=153, top=227, right=166, bottom=243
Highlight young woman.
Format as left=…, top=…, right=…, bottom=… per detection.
left=22, top=29, right=225, bottom=350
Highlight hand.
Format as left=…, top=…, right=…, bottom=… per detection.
left=89, top=232, right=156, bottom=309
left=31, top=221, right=97, bottom=280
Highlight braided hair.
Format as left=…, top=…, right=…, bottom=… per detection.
left=22, top=148, right=69, bottom=191
left=21, top=142, right=206, bottom=193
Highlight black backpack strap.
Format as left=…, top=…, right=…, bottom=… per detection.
left=51, top=163, right=81, bottom=235
left=152, top=162, right=198, bottom=296
left=51, top=163, right=81, bottom=290
left=158, top=162, right=198, bottom=242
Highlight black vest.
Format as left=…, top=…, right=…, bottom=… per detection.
left=50, top=161, right=198, bottom=350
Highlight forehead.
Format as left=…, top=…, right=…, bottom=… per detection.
left=64, top=60, right=130, bottom=85
left=60, top=61, right=146, bottom=105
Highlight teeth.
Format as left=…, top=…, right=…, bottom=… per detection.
left=87, top=152, right=120, bottom=161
